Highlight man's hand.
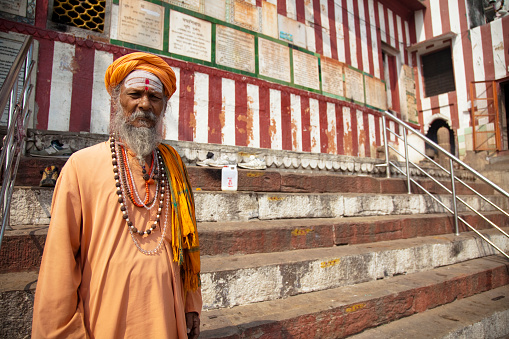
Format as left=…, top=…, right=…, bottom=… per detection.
left=185, top=312, right=200, bottom=339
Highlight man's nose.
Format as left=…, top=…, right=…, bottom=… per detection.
left=138, top=93, right=150, bottom=110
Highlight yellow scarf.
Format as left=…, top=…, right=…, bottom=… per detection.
left=158, top=144, right=200, bottom=293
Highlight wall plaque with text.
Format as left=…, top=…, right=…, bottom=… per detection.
left=402, top=64, right=417, bottom=123
left=292, top=49, right=319, bottom=90
left=0, top=0, right=26, bottom=16
left=261, top=1, right=278, bottom=38
left=216, top=25, right=255, bottom=73
left=321, top=57, right=344, bottom=97
left=258, top=38, right=290, bottom=83
left=169, top=10, right=212, bottom=62
left=278, top=15, right=306, bottom=48
left=205, top=1, right=225, bottom=21
left=232, top=0, right=260, bottom=32
left=166, top=0, right=201, bottom=12
left=365, top=76, right=377, bottom=108
left=344, top=67, right=364, bottom=103
left=118, top=0, right=164, bottom=50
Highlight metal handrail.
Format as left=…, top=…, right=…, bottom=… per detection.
left=381, top=110, right=509, bottom=259
left=0, top=36, right=35, bottom=252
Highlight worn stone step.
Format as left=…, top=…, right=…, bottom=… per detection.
left=2, top=212, right=508, bottom=273
left=3, top=228, right=507, bottom=311
left=200, top=228, right=509, bottom=309
left=198, top=255, right=509, bottom=338
left=9, top=186, right=508, bottom=226
left=1, top=256, right=507, bottom=338
left=199, top=212, right=508, bottom=256
left=349, top=285, right=509, bottom=339
left=14, top=156, right=490, bottom=196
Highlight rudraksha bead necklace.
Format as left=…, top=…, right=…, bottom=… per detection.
left=110, top=135, right=168, bottom=246
left=120, top=146, right=160, bottom=209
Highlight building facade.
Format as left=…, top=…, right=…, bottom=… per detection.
left=0, top=0, right=508, bottom=161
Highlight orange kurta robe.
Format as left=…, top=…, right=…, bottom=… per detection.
left=32, top=141, right=202, bottom=339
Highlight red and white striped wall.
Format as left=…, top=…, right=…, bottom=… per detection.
left=413, top=0, right=509, bottom=154
left=33, top=39, right=383, bottom=158
left=7, top=0, right=508, bottom=159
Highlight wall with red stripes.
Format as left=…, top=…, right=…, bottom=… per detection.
left=1, top=0, right=508, bottom=159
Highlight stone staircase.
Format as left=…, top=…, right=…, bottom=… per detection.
left=1, top=155, right=509, bottom=338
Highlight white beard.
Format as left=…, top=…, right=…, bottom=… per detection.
left=112, top=109, right=163, bottom=164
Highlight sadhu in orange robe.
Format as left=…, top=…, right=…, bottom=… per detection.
left=32, top=141, right=202, bottom=338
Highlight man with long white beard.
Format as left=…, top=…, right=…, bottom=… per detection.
left=32, top=52, right=202, bottom=338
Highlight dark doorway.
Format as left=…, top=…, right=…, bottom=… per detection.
left=425, top=119, right=456, bottom=158
left=502, top=81, right=509, bottom=149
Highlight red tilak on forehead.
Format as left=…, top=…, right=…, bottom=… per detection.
left=145, top=78, right=149, bottom=91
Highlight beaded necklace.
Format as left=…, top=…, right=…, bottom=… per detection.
left=120, top=146, right=159, bottom=210
left=110, top=135, right=169, bottom=255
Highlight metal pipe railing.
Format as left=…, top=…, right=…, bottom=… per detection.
left=0, top=36, right=35, bottom=252
left=382, top=110, right=509, bottom=260
left=385, top=120, right=509, bottom=219
left=383, top=111, right=509, bottom=199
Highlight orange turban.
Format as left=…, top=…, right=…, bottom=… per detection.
left=104, top=52, right=177, bottom=98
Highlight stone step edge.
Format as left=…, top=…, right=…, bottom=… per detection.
left=201, top=227, right=509, bottom=272
left=200, top=228, right=508, bottom=309
left=5, top=210, right=504, bottom=235
left=349, top=286, right=509, bottom=339
left=12, top=186, right=507, bottom=225
left=198, top=255, right=509, bottom=339
left=2, top=215, right=507, bottom=274
left=21, top=132, right=479, bottom=181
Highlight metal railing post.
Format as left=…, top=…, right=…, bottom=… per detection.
left=450, top=159, right=459, bottom=236
left=0, top=37, right=35, bottom=251
left=382, top=113, right=390, bottom=178
left=403, top=129, right=411, bottom=194
left=381, top=110, right=509, bottom=258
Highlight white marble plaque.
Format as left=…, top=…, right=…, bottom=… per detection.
left=232, top=0, right=260, bottom=31
left=365, top=76, right=376, bottom=107
left=216, top=25, right=255, bottom=73
left=402, top=64, right=417, bottom=122
left=0, top=0, right=26, bottom=16
left=166, top=0, right=201, bottom=12
left=258, top=38, right=290, bottom=83
left=118, top=0, right=164, bottom=50
left=261, top=1, right=278, bottom=38
left=292, top=49, right=320, bottom=90
left=377, top=80, right=387, bottom=110
left=344, top=67, right=364, bottom=103
left=278, top=15, right=306, bottom=48
left=321, top=57, right=344, bottom=97
left=205, top=1, right=226, bottom=21
left=169, top=10, right=212, bottom=62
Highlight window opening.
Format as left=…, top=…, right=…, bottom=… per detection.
left=421, top=48, right=455, bottom=98
left=51, top=0, right=105, bottom=33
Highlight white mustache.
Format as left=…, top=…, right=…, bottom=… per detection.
left=128, top=110, right=158, bottom=124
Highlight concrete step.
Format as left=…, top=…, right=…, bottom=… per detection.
left=199, top=212, right=509, bottom=256
left=9, top=186, right=508, bottom=226
left=2, top=213, right=507, bottom=273
left=349, top=285, right=509, bottom=339
left=200, top=228, right=508, bottom=309
left=1, top=256, right=507, bottom=339
left=198, top=256, right=509, bottom=338
left=15, top=156, right=493, bottom=195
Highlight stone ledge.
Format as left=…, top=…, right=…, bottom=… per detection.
left=26, top=130, right=478, bottom=181
left=200, top=229, right=509, bottom=309
left=8, top=187, right=508, bottom=225
left=350, top=286, right=509, bottom=339
left=199, top=256, right=509, bottom=338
